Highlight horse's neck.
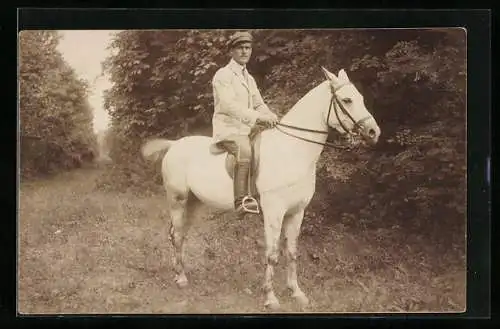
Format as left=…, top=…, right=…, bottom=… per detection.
left=257, top=82, right=332, bottom=192
left=276, top=81, right=331, bottom=164
left=281, top=81, right=330, bottom=134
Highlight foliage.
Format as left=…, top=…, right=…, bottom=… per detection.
left=101, top=29, right=466, bottom=245
left=309, top=29, right=466, bottom=250
left=19, top=30, right=98, bottom=178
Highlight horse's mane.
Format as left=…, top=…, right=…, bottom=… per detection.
left=280, top=80, right=330, bottom=119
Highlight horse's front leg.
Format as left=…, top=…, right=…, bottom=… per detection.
left=283, top=208, right=309, bottom=308
left=260, top=198, right=286, bottom=311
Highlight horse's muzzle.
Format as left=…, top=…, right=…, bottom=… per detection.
left=361, top=124, right=381, bottom=146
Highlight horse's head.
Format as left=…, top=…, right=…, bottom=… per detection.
left=321, top=67, right=381, bottom=146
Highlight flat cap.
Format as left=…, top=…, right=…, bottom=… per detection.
left=227, top=31, right=253, bottom=48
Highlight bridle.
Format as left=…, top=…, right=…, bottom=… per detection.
left=275, top=82, right=373, bottom=150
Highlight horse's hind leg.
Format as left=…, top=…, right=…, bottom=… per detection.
left=283, top=208, right=309, bottom=308
left=168, top=189, right=194, bottom=288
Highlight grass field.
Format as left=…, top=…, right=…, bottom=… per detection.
left=18, top=166, right=466, bottom=314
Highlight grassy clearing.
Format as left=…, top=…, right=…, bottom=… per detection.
left=18, top=167, right=465, bottom=314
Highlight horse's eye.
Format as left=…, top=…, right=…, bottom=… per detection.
left=343, top=98, right=352, bottom=104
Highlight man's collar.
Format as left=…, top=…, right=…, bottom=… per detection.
left=228, top=58, right=246, bottom=72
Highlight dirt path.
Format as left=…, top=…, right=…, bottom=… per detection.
left=18, top=167, right=466, bottom=314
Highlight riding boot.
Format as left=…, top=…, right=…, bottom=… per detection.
left=233, top=161, right=260, bottom=218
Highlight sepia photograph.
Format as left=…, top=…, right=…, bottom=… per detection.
left=18, top=27, right=468, bottom=314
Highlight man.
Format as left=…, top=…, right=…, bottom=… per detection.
left=211, top=31, right=278, bottom=217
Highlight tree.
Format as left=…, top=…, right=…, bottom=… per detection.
left=19, top=30, right=98, bottom=177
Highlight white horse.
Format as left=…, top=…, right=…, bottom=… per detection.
left=141, top=67, right=381, bottom=311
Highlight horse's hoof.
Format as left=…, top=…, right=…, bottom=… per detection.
left=175, top=275, right=188, bottom=288
left=178, top=281, right=189, bottom=289
left=176, top=279, right=188, bottom=289
left=294, top=293, right=310, bottom=308
left=264, top=299, right=281, bottom=311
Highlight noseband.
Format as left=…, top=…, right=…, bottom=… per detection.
left=276, top=82, right=373, bottom=149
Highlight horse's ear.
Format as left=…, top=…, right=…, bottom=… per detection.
left=338, top=69, right=350, bottom=81
left=321, top=66, right=339, bottom=82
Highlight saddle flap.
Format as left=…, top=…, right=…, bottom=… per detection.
left=223, top=133, right=262, bottom=198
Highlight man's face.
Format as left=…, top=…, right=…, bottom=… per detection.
left=230, top=42, right=252, bottom=65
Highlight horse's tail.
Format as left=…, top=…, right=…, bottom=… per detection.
left=141, top=138, right=173, bottom=164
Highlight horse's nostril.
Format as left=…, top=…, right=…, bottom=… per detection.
left=368, top=128, right=376, bottom=138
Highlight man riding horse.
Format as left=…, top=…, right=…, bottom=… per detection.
left=211, top=31, right=279, bottom=218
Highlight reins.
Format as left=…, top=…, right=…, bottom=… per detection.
left=276, top=98, right=353, bottom=150
left=274, top=82, right=371, bottom=150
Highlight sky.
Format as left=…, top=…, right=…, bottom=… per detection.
left=57, top=30, right=120, bottom=134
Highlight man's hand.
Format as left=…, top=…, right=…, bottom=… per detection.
left=257, top=113, right=279, bottom=128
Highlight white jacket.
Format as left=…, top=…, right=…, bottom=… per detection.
left=211, top=59, right=274, bottom=143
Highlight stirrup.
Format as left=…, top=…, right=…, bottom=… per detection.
left=238, top=195, right=260, bottom=214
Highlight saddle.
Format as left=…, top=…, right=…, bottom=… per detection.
left=209, top=131, right=262, bottom=201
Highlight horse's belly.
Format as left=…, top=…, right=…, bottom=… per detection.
left=187, top=155, right=234, bottom=210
